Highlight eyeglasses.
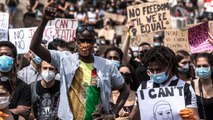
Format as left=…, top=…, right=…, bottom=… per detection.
left=78, top=39, right=95, bottom=43
left=76, top=25, right=95, bottom=34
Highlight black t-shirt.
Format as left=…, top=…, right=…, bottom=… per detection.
left=129, top=58, right=150, bottom=82
left=32, top=80, right=60, bottom=120
left=9, top=78, right=31, bottom=120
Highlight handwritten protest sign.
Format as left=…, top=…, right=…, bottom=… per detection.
left=105, top=12, right=126, bottom=23
left=130, top=33, right=154, bottom=47
left=127, top=0, right=171, bottom=35
left=137, top=86, right=185, bottom=120
left=164, top=29, right=190, bottom=52
left=188, top=22, right=213, bottom=53
left=0, top=13, right=9, bottom=41
left=9, top=26, right=55, bottom=54
left=47, top=18, right=78, bottom=42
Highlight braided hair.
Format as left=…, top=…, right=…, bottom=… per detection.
left=143, top=46, right=178, bottom=74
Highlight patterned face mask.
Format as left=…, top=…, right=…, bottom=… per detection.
left=77, top=42, right=94, bottom=56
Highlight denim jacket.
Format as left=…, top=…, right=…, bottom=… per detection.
left=50, top=50, right=124, bottom=120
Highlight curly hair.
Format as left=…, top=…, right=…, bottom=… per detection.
left=143, top=46, right=178, bottom=74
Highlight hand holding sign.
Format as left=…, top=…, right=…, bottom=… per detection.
left=179, top=108, right=196, bottom=120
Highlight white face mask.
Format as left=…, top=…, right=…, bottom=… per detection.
left=0, top=96, right=10, bottom=109
left=41, top=70, right=56, bottom=83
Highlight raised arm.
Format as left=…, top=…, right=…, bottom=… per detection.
left=30, top=5, right=56, bottom=63
left=122, top=21, right=134, bottom=64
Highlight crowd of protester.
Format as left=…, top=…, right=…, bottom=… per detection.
left=0, top=0, right=213, bottom=120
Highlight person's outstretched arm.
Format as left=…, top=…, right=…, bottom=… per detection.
left=30, top=5, right=56, bottom=63
left=122, top=21, right=134, bottom=64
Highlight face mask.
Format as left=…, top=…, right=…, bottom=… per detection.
left=111, top=60, right=121, bottom=69
left=0, top=55, right=14, bottom=73
left=0, top=96, right=10, bottom=109
left=195, top=67, right=211, bottom=79
left=33, top=55, right=42, bottom=65
left=178, top=63, right=189, bottom=73
left=150, top=71, right=169, bottom=84
left=153, top=42, right=161, bottom=47
left=78, top=43, right=93, bottom=56
left=41, top=70, right=56, bottom=83
left=122, top=74, right=133, bottom=85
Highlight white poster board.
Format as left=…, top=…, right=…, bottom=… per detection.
left=9, top=26, right=55, bottom=54
left=47, top=18, right=78, bottom=42
left=0, top=13, right=9, bottom=41
left=137, top=86, right=185, bottom=120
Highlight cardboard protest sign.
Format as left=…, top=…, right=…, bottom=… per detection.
left=127, top=0, right=171, bottom=35
left=188, top=22, right=213, bottom=53
left=137, top=86, right=185, bottom=120
left=130, top=33, right=154, bottom=47
left=9, top=26, right=55, bottom=54
left=0, top=13, right=9, bottom=41
left=47, top=18, right=78, bottom=42
left=105, top=12, right=126, bottom=23
left=97, top=28, right=115, bottom=41
left=115, top=25, right=126, bottom=36
left=164, top=29, right=190, bottom=52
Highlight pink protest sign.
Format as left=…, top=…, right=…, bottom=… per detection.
left=188, top=22, right=213, bottom=53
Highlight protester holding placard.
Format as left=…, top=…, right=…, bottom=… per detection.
left=130, top=46, right=199, bottom=120
left=29, top=5, right=130, bottom=120
left=191, top=53, right=213, bottom=120
left=176, top=50, right=195, bottom=84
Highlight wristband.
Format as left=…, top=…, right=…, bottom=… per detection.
left=127, top=31, right=131, bottom=36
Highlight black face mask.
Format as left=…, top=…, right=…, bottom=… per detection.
left=121, top=73, right=133, bottom=85
left=139, top=49, right=149, bottom=59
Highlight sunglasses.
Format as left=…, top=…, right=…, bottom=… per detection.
left=120, top=72, right=132, bottom=77
left=76, top=25, right=95, bottom=34
left=78, top=39, right=95, bottom=43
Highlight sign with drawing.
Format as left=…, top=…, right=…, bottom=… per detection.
left=0, top=13, right=9, bottom=41
left=137, top=86, right=185, bottom=120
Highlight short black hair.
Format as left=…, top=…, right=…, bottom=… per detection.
left=143, top=46, right=177, bottom=74
left=48, top=38, right=67, bottom=50
left=0, top=41, right=17, bottom=58
left=104, top=47, right=123, bottom=61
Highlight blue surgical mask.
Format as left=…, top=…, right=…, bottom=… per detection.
left=153, top=42, right=161, bottom=47
left=178, top=63, right=189, bottom=73
left=0, top=55, right=14, bottom=72
left=111, top=60, right=120, bottom=69
left=195, top=67, right=211, bottom=79
left=33, top=55, right=42, bottom=65
left=150, top=71, right=169, bottom=84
